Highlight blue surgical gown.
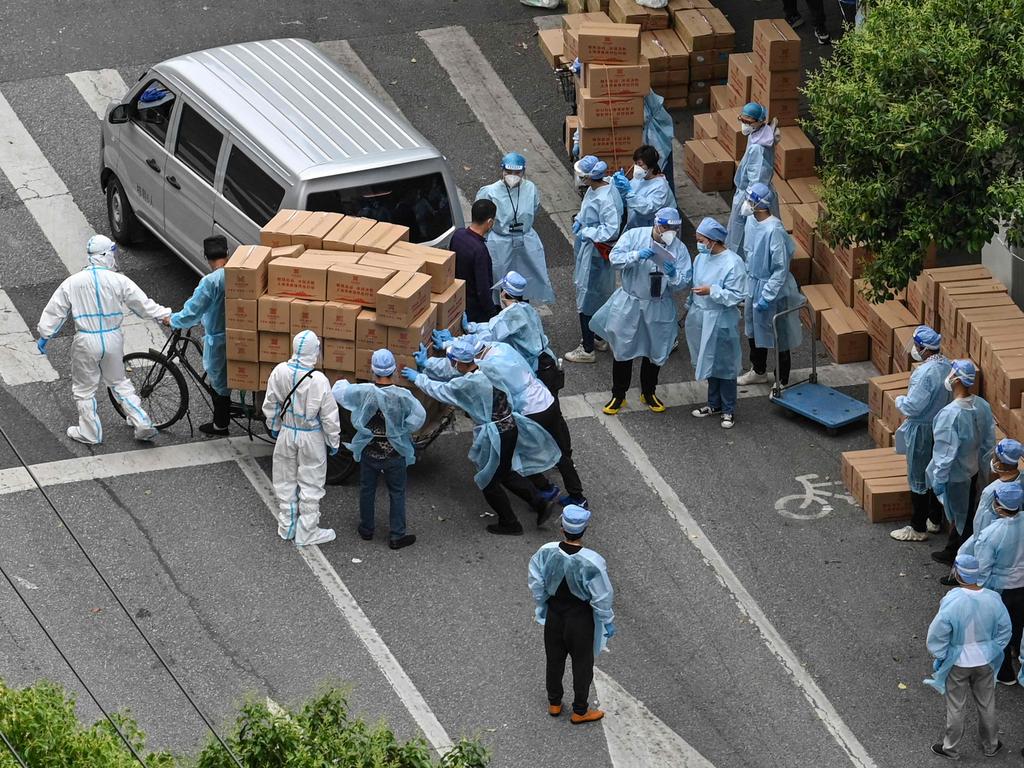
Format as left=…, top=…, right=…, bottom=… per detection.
left=725, top=124, right=780, bottom=254
left=976, top=515, right=1024, bottom=593
left=332, top=381, right=426, bottom=465
left=465, top=301, right=551, bottom=372
left=621, top=174, right=676, bottom=231
left=476, top=179, right=555, bottom=304
left=528, top=541, right=615, bottom=656
left=925, top=587, right=1011, bottom=694
left=475, top=342, right=550, bottom=415
left=644, top=91, right=674, bottom=177
left=742, top=215, right=802, bottom=351
left=590, top=227, right=692, bottom=366
left=894, top=355, right=952, bottom=494
left=958, top=479, right=1003, bottom=557
left=926, top=396, right=996, bottom=534
left=411, top=368, right=559, bottom=488
left=684, top=247, right=747, bottom=380
left=170, top=268, right=227, bottom=396
left=574, top=182, right=621, bottom=315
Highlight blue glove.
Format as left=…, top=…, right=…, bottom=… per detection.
left=571, top=142, right=580, bottom=159
left=572, top=220, right=582, bottom=235
left=933, top=658, right=944, bottom=672
left=432, top=328, right=453, bottom=349
left=413, top=343, right=428, bottom=369
left=401, top=367, right=419, bottom=384
left=534, top=605, right=547, bottom=624
left=754, top=297, right=770, bottom=312
left=612, top=171, right=631, bottom=193
left=36, top=337, right=48, bottom=355
left=933, top=482, right=946, bottom=499
left=638, top=247, right=656, bottom=262
left=461, top=312, right=471, bottom=332
left=663, top=260, right=677, bottom=278
left=269, top=429, right=279, bottom=439
left=604, top=621, right=616, bottom=639
left=328, top=445, right=339, bottom=456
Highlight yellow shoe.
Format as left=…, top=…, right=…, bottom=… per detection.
left=548, top=704, right=562, bottom=717
left=640, top=393, right=666, bottom=412
left=602, top=396, right=626, bottom=415
left=570, top=708, right=605, bottom=724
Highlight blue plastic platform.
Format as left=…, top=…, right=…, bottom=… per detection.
left=770, top=381, right=869, bottom=429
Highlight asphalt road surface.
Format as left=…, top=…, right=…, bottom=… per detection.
left=1, top=2, right=1022, bottom=767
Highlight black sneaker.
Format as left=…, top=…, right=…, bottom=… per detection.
left=939, top=574, right=958, bottom=587
left=198, top=421, right=229, bottom=436
left=930, top=743, right=956, bottom=760
left=389, top=534, right=416, bottom=550
left=786, top=13, right=804, bottom=29
left=814, top=27, right=832, bottom=45
left=931, top=549, right=955, bottom=566
left=487, top=523, right=524, bottom=536
left=358, top=526, right=374, bottom=541
left=984, top=740, right=1003, bottom=757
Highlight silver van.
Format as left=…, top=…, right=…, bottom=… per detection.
left=100, top=38, right=463, bottom=273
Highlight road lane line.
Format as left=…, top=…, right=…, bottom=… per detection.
left=419, top=26, right=578, bottom=240
left=234, top=455, right=454, bottom=754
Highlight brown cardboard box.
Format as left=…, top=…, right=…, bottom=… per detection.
left=752, top=67, right=800, bottom=102
left=821, top=306, right=870, bottom=364
left=727, top=52, right=756, bottom=104
left=779, top=203, right=796, bottom=234
left=792, top=203, right=819, bottom=256
left=322, top=338, right=356, bottom=372
left=225, top=245, right=273, bottom=300
left=270, top=243, right=305, bottom=261
left=260, top=209, right=311, bottom=247
left=869, top=334, right=891, bottom=375
left=763, top=96, right=799, bottom=127
left=354, top=347, right=373, bottom=380
left=375, top=272, right=433, bottom=328
left=664, top=96, right=690, bottom=109
left=773, top=178, right=800, bottom=207
left=577, top=22, right=642, bottom=64
left=957, top=305, right=1024, bottom=345
left=976, top=325, right=1024, bottom=369
left=709, top=84, right=734, bottom=112
left=565, top=115, right=579, bottom=157
left=905, top=277, right=925, bottom=322
left=609, top=0, right=670, bottom=28
left=830, top=261, right=855, bottom=308
left=322, top=216, right=376, bottom=251
left=226, top=360, right=260, bottom=391
left=562, top=12, right=614, bottom=62
left=833, top=242, right=871, bottom=278
left=774, top=127, right=816, bottom=179
left=387, top=241, right=455, bottom=293
left=326, top=263, right=396, bottom=306
left=882, top=387, right=908, bottom=431
left=259, top=331, right=291, bottom=363
left=752, top=19, right=801, bottom=72
left=800, top=283, right=841, bottom=336
left=891, top=326, right=916, bottom=373
left=673, top=9, right=715, bottom=50
left=864, top=475, right=912, bottom=523
left=290, top=212, right=344, bottom=249
left=683, top=139, right=734, bottom=191
left=578, top=125, right=645, bottom=159
left=867, top=371, right=913, bottom=418
left=259, top=362, right=277, bottom=390
left=944, top=294, right=1015, bottom=334
left=921, top=265, right=993, bottom=310
left=841, top=448, right=902, bottom=501
left=225, top=298, right=257, bottom=332
left=258, top=295, right=292, bottom=333
left=577, top=88, right=645, bottom=128
left=584, top=61, right=652, bottom=97
left=788, top=176, right=822, bottom=203
left=814, top=239, right=836, bottom=278
left=871, top=417, right=895, bottom=448
left=790, top=246, right=811, bottom=285
left=938, top=279, right=1009, bottom=321
left=322, top=302, right=361, bottom=341
left=990, top=357, right=1024, bottom=410
left=865, top=300, right=918, bottom=352
left=539, top=28, right=566, bottom=68
left=356, top=222, right=410, bottom=254
left=289, top=299, right=325, bottom=336
left=640, top=28, right=690, bottom=70
left=693, top=112, right=718, bottom=140
left=225, top=328, right=259, bottom=362
left=432, top=279, right=467, bottom=329
left=852, top=280, right=872, bottom=326
left=356, top=310, right=387, bottom=349
left=856, top=461, right=908, bottom=506
left=713, top=108, right=746, bottom=159
left=567, top=0, right=586, bottom=13
left=387, top=304, right=437, bottom=355
left=267, top=256, right=334, bottom=301
left=359, top=252, right=427, bottom=276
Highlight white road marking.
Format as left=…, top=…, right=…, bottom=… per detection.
left=419, top=26, right=578, bottom=240
left=316, top=41, right=472, bottom=225
left=235, top=455, right=453, bottom=754
left=0, top=289, right=59, bottom=384
left=594, top=669, right=715, bottom=768
left=595, top=413, right=877, bottom=768
left=775, top=474, right=856, bottom=520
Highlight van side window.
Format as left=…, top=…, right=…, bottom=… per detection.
left=222, top=146, right=284, bottom=226
left=174, top=104, right=222, bottom=185
left=132, top=80, right=176, bottom=146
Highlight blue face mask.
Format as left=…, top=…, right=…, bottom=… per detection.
left=696, top=242, right=711, bottom=256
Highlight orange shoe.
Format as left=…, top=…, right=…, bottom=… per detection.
left=570, top=709, right=605, bottom=724
left=548, top=704, right=562, bottom=717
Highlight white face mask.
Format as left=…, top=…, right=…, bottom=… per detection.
left=631, top=164, right=643, bottom=180
left=943, top=376, right=954, bottom=392
left=661, top=231, right=677, bottom=246
left=740, top=201, right=755, bottom=217
left=504, top=174, right=522, bottom=188
left=991, top=459, right=1004, bottom=474
left=910, top=346, right=924, bottom=362
left=740, top=123, right=754, bottom=136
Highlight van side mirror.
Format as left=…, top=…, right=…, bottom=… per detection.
left=109, top=104, right=130, bottom=124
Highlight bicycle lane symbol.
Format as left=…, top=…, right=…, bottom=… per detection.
left=775, top=474, right=857, bottom=520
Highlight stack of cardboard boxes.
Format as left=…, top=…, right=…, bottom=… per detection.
left=222, top=210, right=465, bottom=403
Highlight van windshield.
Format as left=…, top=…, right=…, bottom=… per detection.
left=305, top=172, right=453, bottom=243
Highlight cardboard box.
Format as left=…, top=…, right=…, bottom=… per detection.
left=359, top=252, right=427, bottom=277
left=322, top=338, right=356, bottom=372
left=289, top=299, right=324, bottom=336
left=664, top=96, right=690, bottom=109
left=832, top=242, right=871, bottom=278
left=792, top=203, right=820, bottom=256
left=566, top=114, right=580, bottom=157
left=752, top=67, right=800, bottom=100
left=387, top=241, right=455, bottom=293
left=921, top=265, right=993, bottom=310
left=938, top=279, right=1008, bottom=321
left=356, top=222, right=410, bottom=254
left=259, top=362, right=277, bottom=390
left=683, top=139, right=733, bottom=192
left=867, top=371, right=911, bottom=418
left=258, top=295, right=292, bottom=333
left=866, top=300, right=918, bottom=352
left=905, top=277, right=925, bottom=322
left=321, top=301, right=361, bottom=341
left=562, top=11, right=614, bottom=62
left=772, top=178, right=799, bottom=207
left=577, top=88, right=645, bottom=128
left=870, top=335, right=891, bottom=376
left=821, top=306, right=870, bottom=364
left=577, top=22, right=642, bottom=64
left=225, top=298, right=257, bottom=332
left=981, top=337, right=1024, bottom=375
left=973, top=321, right=1024, bottom=366
left=944, top=293, right=1015, bottom=334
left=225, top=328, right=258, bottom=362
left=326, top=263, right=396, bottom=306
left=260, top=209, right=311, bottom=247
left=709, top=84, right=734, bottom=112
left=764, top=96, right=800, bottom=127
left=956, top=305, right=1024, bottom=346
left=353, top=347, right=373, bottom=380
left=675, top=7, right=734, bottom=51
left=788, top=175, right=822, bottom=203
left=584, top=61, right=652, bottom=97
left=990, top=357, right=1024, bottom=410
left=290, top=212, right=344, bottom=249
left=846, top=452, right=906, bottom=503
left=375, top=272, right=433, bottom=328
left=270, top=243, right=305, bottom=261
left=774, top=127, right=815, bottom=179
left=790, top=246, right=811, bottom=285
left=779, top=203, right=795, bottom=234
left=225, top=245, right=273, bottom=300
left=539, top=28, right=565, bottom=68
left=226, top=359, right=260, bottom=391
left=577, top=125, right=645, bottom=159
left=830, top=260, right=855, bottom=308
left=259, top=331, right=291, bottom=363
left=713, top=108, right=746, bottom=159
left=693, top=112, right=718, bottom=140
left=387, top=304, right=437, bottom=355
left=869, top=416, right=894, bottom=448
left=610, top=0, right=670, bottom=28
left=752, top=19, right=801, bottom=72
left=267, top=256, right=333, bottom=301
left=667, top=0, right=712, bottom=9
left=800, top=283, right=841, bottom=336
left=323, top=216, right=376, bottom=251
left=432, top=279, right=467, bottom=329
left=640, top=29, right=689, bottom=70
left=355, top=310, right=387, bottom=349
left=864, top=475, right=912, bottom=523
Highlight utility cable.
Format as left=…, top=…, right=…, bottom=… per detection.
left=0, top=726, right=30, bottom=768
left=0, top=423, right=244, bottom=768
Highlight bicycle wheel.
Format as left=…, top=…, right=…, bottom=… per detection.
left=109, top=352, right=189, bottom=430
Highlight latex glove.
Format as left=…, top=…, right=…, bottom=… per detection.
left=413, top=343, right=429, bottom=369
left=663, top=260, right=677, bottom=278
left=400, top=367, right=419, bottom=384
left=432, top=328, right=453, bottom=349
left=534, top=605, right=547, bottom=624
left=269, top=429, right=280, bottom=439
left=36, top=337, right=48, bottom=355
left=328, top=445, right=339, bottom=456
left=571, top=142, right=580, bottom=159
left=572, top=219, right=582, bottom=235
left=461, top=312, right=471, bottom=332
left=612, top=171, right=631, bottom=193
left=754, top=297, right=770, bottom=312
left=604, top=621, right=616, bottom=640
left=638, top=247, right=656, bottom=262
left=933, top=482, right=946, bottom=499
left=933, top=658, right=944, bottom=672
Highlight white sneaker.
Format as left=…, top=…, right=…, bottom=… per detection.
left=594, top=339, right=609, bottom=352
left=926, top=519, right=941, bottom=534
left=890, top=525, right=928, bottom=542
left=296, top=527, right=336, bottom=546
left=564, top=344, right=596, bottom=364
left=721, top=414, right=735, bottom=429
left=66, top=426, right=100, bottom=445
left=134, top=426, right=158, bottom=442
left=737, top=369, right=769, bottom=385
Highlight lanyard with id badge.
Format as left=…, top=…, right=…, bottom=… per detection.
left=649, top=240, right=674, bottom=298
left=505, top=186, right=525, bottom=248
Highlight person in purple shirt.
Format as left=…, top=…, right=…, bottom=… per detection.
left=453, top=200, right=499, bottom=323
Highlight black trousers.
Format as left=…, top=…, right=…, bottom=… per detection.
left=481, top=426, right=540, bottom=531
left=544, top=604, right=595, bottom=715
left=612, top=357, right=660, bottom=399
left=941, top=475, right=979, bottom=553
left=748, top=336, right=791, bottom=385
left=782, top=0, right=826, bottom=28
left=527, top=401, right=584, bottom=499
left=910, top=490, right=944, bottom=533
left=997, top=586, right=1024, bottom=682
left=212, top=392, right=231, bottom=428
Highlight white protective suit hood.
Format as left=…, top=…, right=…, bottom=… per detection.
left=290, top=330, right=320, bottom=369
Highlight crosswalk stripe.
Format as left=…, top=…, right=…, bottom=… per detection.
left=0, top=290, right=59, bottom=384
left=419, top=26, right=577, bottom=241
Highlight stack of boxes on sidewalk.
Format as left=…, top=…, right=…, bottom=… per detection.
left=222, top=210, right=465, bottom=417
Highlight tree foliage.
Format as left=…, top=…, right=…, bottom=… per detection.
left=804, top=0, right=1024, bottom=300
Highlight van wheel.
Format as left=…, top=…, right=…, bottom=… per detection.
left=106, top=175, right=143, bottom=245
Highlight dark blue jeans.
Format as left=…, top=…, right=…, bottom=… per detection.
left=359, top=453, right=407, bottom=540
left=707, top=377, right=737, bottom=415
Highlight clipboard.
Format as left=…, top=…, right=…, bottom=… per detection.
left=651, top=241, right=676, bottom=270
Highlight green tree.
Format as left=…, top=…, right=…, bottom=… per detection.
left=805, top=0, right=1024, bottom=301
